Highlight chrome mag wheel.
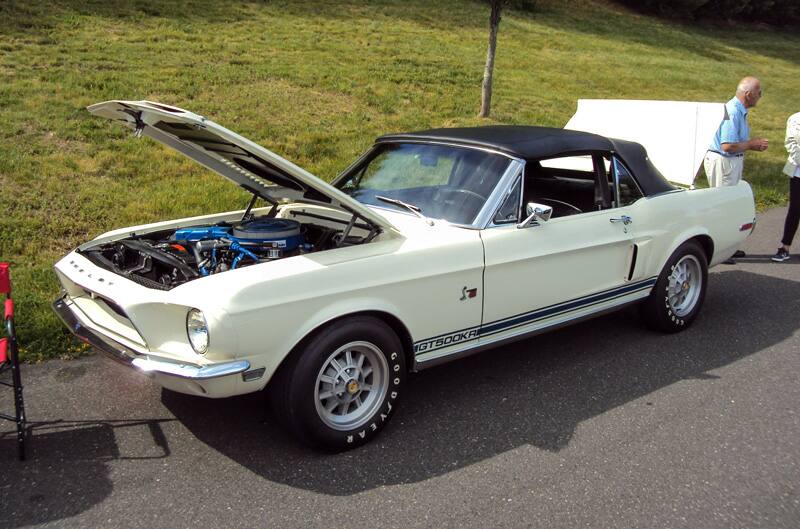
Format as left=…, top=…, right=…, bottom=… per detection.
left=314, top=341, right=389, bottom=431
left=667, top=254, right=702, bottom=318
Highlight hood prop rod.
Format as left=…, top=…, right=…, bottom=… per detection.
left=239, top=186, right=279, bottom=222
left=241, top=193, right=259, bottom=222
left=335, top=214, right=359, bottom=247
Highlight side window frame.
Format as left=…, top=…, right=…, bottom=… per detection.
left=525, top=151, right=614, bottom=216
left=592, top=153, right=613, bottom=210
left=611, top=156, right=644, bottom=208
left=490, top=169, right=523, bottom=225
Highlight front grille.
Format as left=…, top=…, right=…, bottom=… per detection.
left=82, top=289, right=128, bottom=318
left=71, top=291, right=147, bottom=348
left=125, top=273, right=171, bottom=291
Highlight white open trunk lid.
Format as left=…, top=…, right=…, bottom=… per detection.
left=88, top=100, right=398, bottom=234
left=565, top=99, right=726, bottom=186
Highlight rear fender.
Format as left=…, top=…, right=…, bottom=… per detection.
left=654, top=228, right=713, bottom=274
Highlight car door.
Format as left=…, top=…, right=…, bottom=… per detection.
left=479, top=154, right=647, bottom=347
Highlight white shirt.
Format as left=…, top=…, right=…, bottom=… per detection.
left=784, top=112, right=800, bottom=178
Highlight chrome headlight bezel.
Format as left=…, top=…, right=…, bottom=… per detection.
left=186, top=308, right=209, bottom=355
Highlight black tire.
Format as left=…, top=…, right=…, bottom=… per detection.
left=269, top=316, right=406, bottom=451
left=640, top=240, right=708, bottom=333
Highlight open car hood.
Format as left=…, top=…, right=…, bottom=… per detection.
left=565, top=99, right=726, bottom=187
left=88, top=100, right=398, bottom=234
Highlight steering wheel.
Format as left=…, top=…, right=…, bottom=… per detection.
left=536, top=197, right=582, bottom=215
left=433, top=187, right=489, bottom=223
left=444, top=188, right=488, bottom=202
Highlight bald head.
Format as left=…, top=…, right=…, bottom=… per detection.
left=736, top=76, right=763, bottom=108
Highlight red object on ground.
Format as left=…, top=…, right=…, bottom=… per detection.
left=0, top=262, right=9, bottom=295
left=0, top=261, right=26, bottom=460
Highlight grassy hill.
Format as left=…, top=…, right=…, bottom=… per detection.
left=1, top=0, right=799, bottom=360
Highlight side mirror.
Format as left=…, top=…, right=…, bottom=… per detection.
left=516, top=202, right=553, bottom=229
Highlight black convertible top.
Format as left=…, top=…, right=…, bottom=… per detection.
left=377, top=125, right=676, bottom=196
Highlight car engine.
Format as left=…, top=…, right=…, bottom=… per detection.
left=80, top=216, right=356, bottom=290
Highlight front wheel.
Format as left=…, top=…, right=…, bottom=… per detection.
left=641, top=240, right=708, bottom=333
left=270, top=316, right=406, bottom=451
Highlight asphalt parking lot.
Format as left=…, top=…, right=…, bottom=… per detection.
left=1, top=207, right=799, bottom=529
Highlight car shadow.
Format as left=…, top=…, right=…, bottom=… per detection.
left=0, top=418, right=173, bottom=528
left=160, top=269, right=799, bottom=496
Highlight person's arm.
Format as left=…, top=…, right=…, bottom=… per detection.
left=785, top=113, right=800, bottom=165
left=721, top=139, right=769, bottom=153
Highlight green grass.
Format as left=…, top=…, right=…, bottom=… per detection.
left=1, top=0, right=798, bottom=360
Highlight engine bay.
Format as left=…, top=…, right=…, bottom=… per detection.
left=80, top=213, right=375, bottom=290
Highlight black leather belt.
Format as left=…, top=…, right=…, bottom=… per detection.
left=708, top=150, right=744, bottom=158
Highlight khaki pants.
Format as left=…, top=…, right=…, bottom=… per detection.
left=704, top=152, right=744, bottom=187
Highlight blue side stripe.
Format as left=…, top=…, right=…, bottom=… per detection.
left=413, top=277, right=656, bottom=355
left=477, top=283, right=653, bottom=341
left=479, top=278, right=655, bottom=335
left=414, top=323, right=481, bottom=343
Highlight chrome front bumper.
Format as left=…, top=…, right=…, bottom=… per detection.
left=52, top=295, right=250, bottom=381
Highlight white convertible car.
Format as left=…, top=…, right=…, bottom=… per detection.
left=53, top=100, right=755, bottom=450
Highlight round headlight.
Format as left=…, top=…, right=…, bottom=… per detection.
left=186, top=308, right=209, bottom=354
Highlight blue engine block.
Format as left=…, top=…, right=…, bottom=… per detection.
left=172, top=226, right=232, bottom=241
left=172, top=219, right=306, bottom=273
left=173, top=218, right=304, bottom=251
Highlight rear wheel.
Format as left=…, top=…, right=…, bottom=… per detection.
left=270, top=316, right=405, bottom=451
left=641, top=241, right=708, bottom=333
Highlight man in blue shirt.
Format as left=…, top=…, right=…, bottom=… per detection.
left=704, top=76, right=769, bottom=188
left=704, top=77, right=768, bottom=262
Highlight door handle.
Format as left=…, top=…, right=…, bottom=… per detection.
left=609, top=215, right=632, bottom=225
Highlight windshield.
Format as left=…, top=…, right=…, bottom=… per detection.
left=336, top=143, right=512, bottom=225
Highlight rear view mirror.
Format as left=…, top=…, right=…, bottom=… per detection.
left=517, top=202, right=553, bottom=229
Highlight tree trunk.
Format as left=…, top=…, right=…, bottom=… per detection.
left=479, top=1, right=502, bottom=118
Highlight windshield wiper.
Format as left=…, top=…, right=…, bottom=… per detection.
left=375, top=196, right=434, bottom=226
